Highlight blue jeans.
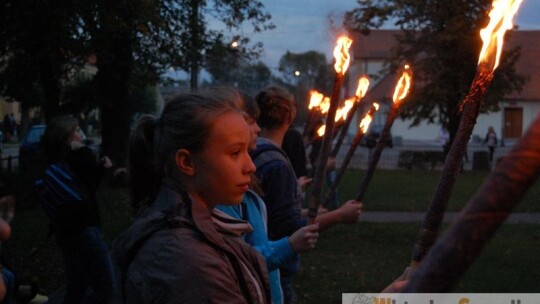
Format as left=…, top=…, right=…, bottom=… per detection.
left=280, top=254, right=300, bottom=304
left=56, top=226, right=117, bottom=304
left=279, top=273, right=297, bottom=304
left=1, top=267, right=15, bottom=304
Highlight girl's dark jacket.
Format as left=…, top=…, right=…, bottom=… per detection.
left=112, top=184, right=270, bottom=303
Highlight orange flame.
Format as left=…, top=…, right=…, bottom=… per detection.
left=355, top=76, right=370, bottom=98
left=333, top=36, right=353, bottom=75
left=392, top=65, right=412, bottom=105
left=359, top=103, right=379, bottom=134
left=316, top=125, right=326, bottom=137
left=478, top=0, right=523, bottom=71
left=335, top=97, right=357, bottom=122
left=318, top=97, right=331, bottom=114
left=308, top=90, right=325, bottom=110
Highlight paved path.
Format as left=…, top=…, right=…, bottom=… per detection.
left=359, top=211, right=540, bottom=224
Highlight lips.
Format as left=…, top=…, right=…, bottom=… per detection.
left=238, top=183, right=250, bottom=192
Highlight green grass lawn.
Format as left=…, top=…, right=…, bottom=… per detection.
left=336, top=169, right=540, bottom=212
left=3, top=168, right=540, bottom=300
left=295, top=222, right=540, bottom=304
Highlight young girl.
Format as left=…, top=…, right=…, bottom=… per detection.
left=112, top=90, right=270, bottom=303
left=39, top=115, right=116, bottom=303
left=217, top=93, right=319, bottom=304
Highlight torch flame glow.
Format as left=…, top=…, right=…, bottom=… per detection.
left=333, top=36, right=353, bottom=75
left=308, top=90, right=325, bottom=110
left=355, top=76, right=370, bottom=98
left=317, top=125, right=326, bottom=137
left=335, top=97, right=357, bottom=122
left=319, top=97, right=331, bottom=114
left=392, top=65, right=412, bottom=105
left=359, top=103, right=379, bottom=134
left=478, top=0, right=523, bottom=71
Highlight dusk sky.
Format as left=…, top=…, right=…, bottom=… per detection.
left=244, top=0, right=540, bottom=70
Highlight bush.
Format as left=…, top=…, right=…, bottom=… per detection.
left=398, top=150, right=445, bottom=170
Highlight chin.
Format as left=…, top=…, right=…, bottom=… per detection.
left=219, top=197, right=243, bottom=206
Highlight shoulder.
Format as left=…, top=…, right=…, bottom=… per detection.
left=127, top=228, right=243, bottom=302
left=130, top=227, right=236, bottom=283
left=251, top=140, right=288, bottom=168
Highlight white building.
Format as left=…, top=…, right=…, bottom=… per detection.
left=346, top=30, right=540, bottom=146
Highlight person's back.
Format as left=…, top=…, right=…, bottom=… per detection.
left=282, top=127, right=308, bottom=178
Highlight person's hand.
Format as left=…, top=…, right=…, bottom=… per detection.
left=337, top=200, right=363, bottom=224
left=297, top=176, right=312, bottom=190
left=288, top=223, right=319, bottom=253
left=100, top=156, right=113, bottom=168
left=317, top=206, right=329, bottom=215
left=0, top=218, right=11, bottom=242
left=381, top=266, right=411, bottom=293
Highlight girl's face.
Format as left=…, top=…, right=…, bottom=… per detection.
left=244, top=114, right=260, bottom=150
left=69, top=126, right=83, bottom=144
left=191, top=111, right=255, bottom=208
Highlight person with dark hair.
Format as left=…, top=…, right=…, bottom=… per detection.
left=217, top=95, right=319, bottom=304
left=112, top=89, right=270, bottom=303
left=37, top=115, right=116, bottom=304
left=252, top=86, right=362, bottom=304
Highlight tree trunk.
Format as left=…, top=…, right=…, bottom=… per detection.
left=189, top=0, right=200, bottom=91
left=39, top=59, right=61, bottom=121
left=95, top=28, right=132, bottom=166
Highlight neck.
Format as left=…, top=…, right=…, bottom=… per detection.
left=259, top=125, right=288, bottom=147
left=187, top=191, right=214, bottom=213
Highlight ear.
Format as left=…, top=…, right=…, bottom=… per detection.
left=175, top=149, right=195, bottom=176
left=287, top=109, right=297, bottom=124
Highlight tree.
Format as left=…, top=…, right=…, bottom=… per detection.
left=176, top=1, right=274, bottom=90
left=205, top=34, right=264, bottom=87
left=236, top=62, right=272, bottom=96
left=278, top=51, right=328, bottom=88
left=1, top=0, right=274, bottom=164
left=344, top=0, right=525, bottom=143
left=0, top=0, right=87, bottom=123
left=277, top=51, right=334, bottom=124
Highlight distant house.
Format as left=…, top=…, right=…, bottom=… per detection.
left=346, top=29, right=540, bottom=144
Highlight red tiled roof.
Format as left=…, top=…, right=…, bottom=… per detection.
left=351, top=29, right=540, bottom=102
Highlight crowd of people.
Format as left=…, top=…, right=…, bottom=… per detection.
left=0, top=86, right=409, bottom=303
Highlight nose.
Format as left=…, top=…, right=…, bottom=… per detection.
left=244, top=153, right=256, bottom=175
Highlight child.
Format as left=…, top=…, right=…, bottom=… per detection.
left=252, top=86, right=362, bottom=303
left=217, top=93, right=319, bottom=303
left=38, top=115, right=116, bottom=304
left=113, top=90, right=270, bottom=303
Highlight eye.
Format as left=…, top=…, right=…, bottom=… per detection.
left=231, top=150, right=241, bottom=157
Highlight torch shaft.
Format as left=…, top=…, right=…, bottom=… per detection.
left=405, top=111, right=540, bottom=292
left=324, top=130, right=365, bottom=207
left=354, top=105, right=399, bottom=201
left=303, top=110, right=316, bottom=142
left=309, top=74, right=343, bottom=221
left=412, top=67, right=493, bottom=262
